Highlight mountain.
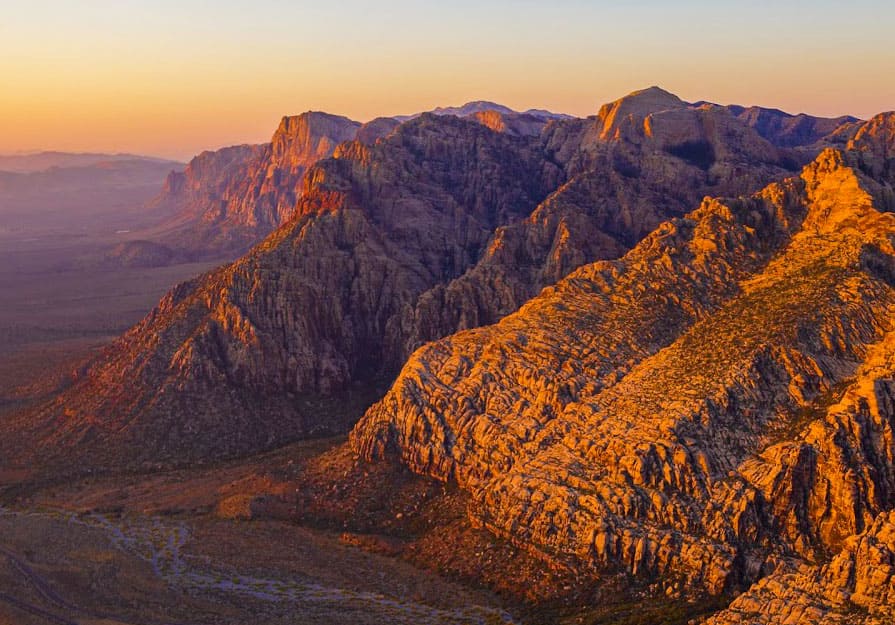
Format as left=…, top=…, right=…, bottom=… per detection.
left=395, top=85, right=824, bottom=356
left=0, top=157, right=183, bottom=235
left=393, top=100, right=574, bottom=123
left=8, top=112, right=559, bottom=467
left=152, top=104, right=569, bottom=257
left=353, top=118, right=895, bottom=615
left=3, top=88, right=864, bottom=473
left=726, top=104, right=860, bottom=148
left=151, top=112, right=364, bottom=256
left=151, top=92, right=853, bottom=262
left=0, top=151, right=175, bottom=174
left=3, top=90, right=894, bottom=623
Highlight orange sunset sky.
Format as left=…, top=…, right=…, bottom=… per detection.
left=2, top=0, right=893, bottom=161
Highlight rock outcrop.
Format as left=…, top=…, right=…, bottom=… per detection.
left=705, top=511, right=895, bottom=625
left=153, top=112, right=361, bottom=255
left=152, top=104, right=571, bottom=257
left=353, top=137, right=895, bottom=601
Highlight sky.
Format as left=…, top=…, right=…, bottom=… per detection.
left=1, top=0, right=893, bottom=161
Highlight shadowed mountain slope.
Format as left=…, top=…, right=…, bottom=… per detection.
left=9, top=113, right=558, bottom=467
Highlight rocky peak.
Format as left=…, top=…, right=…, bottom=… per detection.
left=543, top=87, right=792, bottom=182
left=596, top=85, right=688, bottom=140
left=270, top=112, right=361, bottom=173
left=848, top=111, right=895, bottom=185
left=797, top=148, right=882, bottom=234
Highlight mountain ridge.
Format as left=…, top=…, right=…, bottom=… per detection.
left=4, top=89, right=870, bottom=473
left=3, top=91, right=895, bottom=625
left=352, top=131, right=895, bottom=608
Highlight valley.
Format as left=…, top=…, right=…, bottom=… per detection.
left=0, top=153, right=226, bottom=419
left=0, top=435, right=725, bottom=625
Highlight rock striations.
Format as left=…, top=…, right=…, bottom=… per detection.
left=353, top=118, right=895, bottom=620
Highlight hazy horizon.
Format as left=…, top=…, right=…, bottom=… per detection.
left=3, top=0, right=893, bottom=161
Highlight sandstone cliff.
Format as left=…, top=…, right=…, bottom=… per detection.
left=154, top=112, right=361, bottom=255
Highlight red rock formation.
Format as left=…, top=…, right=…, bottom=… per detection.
left=7, top=92, right=868, bottom=479
left=353, top=141, right=895, bottom=600
left=153, top=112, right=361, bottom=255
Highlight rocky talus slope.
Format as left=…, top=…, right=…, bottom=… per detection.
left=353, top=120, right=895, bottom=618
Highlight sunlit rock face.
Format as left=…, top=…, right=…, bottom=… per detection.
left=353, top=137, right=895, bottom=605
left=153, top=112, right=362, bottom=255
left=8, top=90, right=863, bottom=476
left=705, top=511, right=895, bottom=625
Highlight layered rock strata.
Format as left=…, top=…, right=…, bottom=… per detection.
left=354, top=133, right=895, bottom=600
